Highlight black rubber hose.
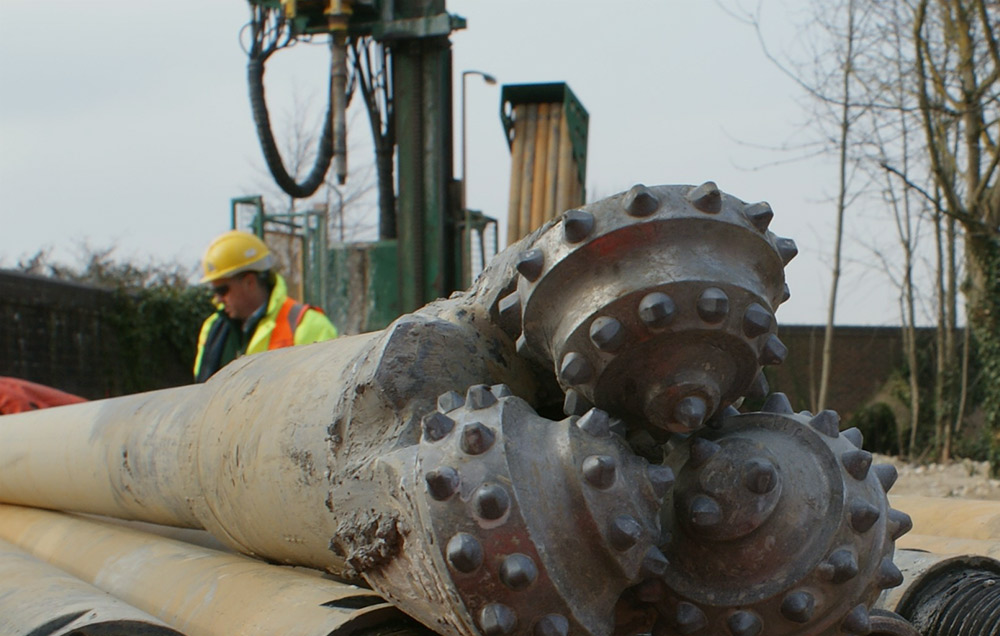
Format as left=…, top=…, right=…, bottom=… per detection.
left=248, top=56, right=334, bottom=199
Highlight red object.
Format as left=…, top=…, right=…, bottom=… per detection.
left=267, top=299, right=317, bottom=349
left=0, top=377, right=87, bottom=415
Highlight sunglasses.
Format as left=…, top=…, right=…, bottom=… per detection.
left=212, top=284, right=230, bottom=296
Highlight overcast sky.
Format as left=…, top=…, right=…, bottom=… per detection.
left=0, top=1, right=921, bottom=326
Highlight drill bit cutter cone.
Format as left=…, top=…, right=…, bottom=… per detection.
left=0, top=183, right=907, bottom=636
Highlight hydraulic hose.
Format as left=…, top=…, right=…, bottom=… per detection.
left=247, top=55, right=335, bottom=199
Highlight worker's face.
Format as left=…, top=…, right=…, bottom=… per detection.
left=211, top=273, right=264, bottom=321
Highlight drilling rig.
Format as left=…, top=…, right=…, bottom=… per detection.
left=1, top=2, right=999, bottom=636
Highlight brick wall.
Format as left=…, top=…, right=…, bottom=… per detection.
left=0, top=270, right=192, bottom=399
left=767, top=324, right=927, bottom=417
left=0, top=268, right=930, bottom=410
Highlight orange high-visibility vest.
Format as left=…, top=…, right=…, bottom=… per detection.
left=268, top=298, right=314, bottom=350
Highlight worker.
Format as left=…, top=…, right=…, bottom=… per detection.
left=194, top=230, right=337, bottom=382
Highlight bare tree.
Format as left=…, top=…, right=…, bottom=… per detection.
left=816, top=0, right=865, bottom=412
left=726, top=0, right=879, bottom=412
left=854, top=0, right=928, bottom=458
left=913, top=0, right=1000, bottom=467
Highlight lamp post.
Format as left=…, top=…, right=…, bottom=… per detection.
left=460, top=70, right=497, bottom=287
left=461, top=70, right=497, bottom=214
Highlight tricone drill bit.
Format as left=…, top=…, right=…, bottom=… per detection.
left=0, top=183, right=909, bottom=636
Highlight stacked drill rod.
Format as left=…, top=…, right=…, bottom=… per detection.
left=0, top=504, right=414, bottom=636
left=2, top=182, right=995, bottom=636
left=506, top=101, right=583, bottom=245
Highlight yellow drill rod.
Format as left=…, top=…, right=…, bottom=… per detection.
left=0, top=535, right=184, bottom=636
left=0, top=504, right=415, bottom=636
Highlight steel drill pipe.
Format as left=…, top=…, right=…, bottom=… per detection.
left=0, top=536, right=184, bottom=636
left=0, top=504, right=416, bottom=636
left=0, top=184, right=797, bottom=636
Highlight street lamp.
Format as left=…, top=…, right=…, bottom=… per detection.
left=461, top=70, right=497, bottom=214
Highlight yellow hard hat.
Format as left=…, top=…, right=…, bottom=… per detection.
left=200, top=230, right=275, bottom=283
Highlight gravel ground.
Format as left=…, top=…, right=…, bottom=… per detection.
left=874, top=453, right=1000, bottom=500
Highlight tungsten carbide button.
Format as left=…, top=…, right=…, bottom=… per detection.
left=877, top=556, right=904, bottom=589
left=466, top=384, right=498, bottom=410
left=577, top=408, right=611, bottom=437
left=842, top=449, right=873, bottom=480
left=727, top=610, right=762, bottom=636
left=842, top=427, right=864, bottom=449
left=675, top=602, right=708, bottom=634
left=638, top=292, right=677, bottom=328
left=742, top=303, right=774, bottom=338
left=533, top=614, right=569, bottom=636
left=559, top=352, right=594, bottom=385
left=762, top=392, right=794, bottom=414
left=640, top=545, right=670, bottom=578
left=515, top=248, right=544, bottom=282
left=696, top=287, right=730, bottom=323
left=446, top=533, right=483, bottom=573
left=461, top=422, right=496, bottom=455
left=624, top=184, right=660, bottom=217
left=745, top=201, right=774, bottom=232
left=582, top=455, right=617, bottom=489
left=759, top=334, right=788, bottom=365
left=809, top=409, right=841, bottom=437
left=609, top=417, right=627, bottom=437
left=437, top=390, right=464, bottom=413
left=822, top=548, right=859, bottom=583
left=515, top=334, right=530, bottom=357
left=888, top=508, right=913, bottom=540
left=563, top=389, right=593, bottom=416
left=674, top=395, right=708, bottom=430
left=425, top=466, right=460, bottom=501
left=491, top=384, right=513, bottom=398
left=689, top=437, right=722, bottom=467
left=689, top=494, right=723, bottom=529
left=497, top=293, right=522, bottom=337
left=776, top=237, right=798, bottom=265
left=562, top=209, right=595, bottom=243
left=841, top=604, right=871, bottom=635
left=589, top=316, right=626, bottom=352
left=647, top=464, right=675, bottom=499
left=687, top=181, right=722, bottom=214
left=744, top=458, right=778, bottom=494
left=479, top=603, right=518, bottom=636
left=499, top=553, right=538, bottom=590
left=422, top=412, right=455, bottom=442
left=873, top=463, right=899, bottom=492
left=707, top=404, right=740, bottom=429
left=849, top=498, right=881, bottom=533
left=780, top=590, right=816, bottom=623
left=608, top=514, right=642, bottom=551
left=747, top=372, right=769, bottom=399
left=474, top=483, right=511, bottom=521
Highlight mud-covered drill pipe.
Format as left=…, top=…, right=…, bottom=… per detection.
left=0, top=183, right=908, bottom=636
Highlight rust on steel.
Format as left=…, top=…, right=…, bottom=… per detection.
left=0, top=184, right=919, bottom=636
